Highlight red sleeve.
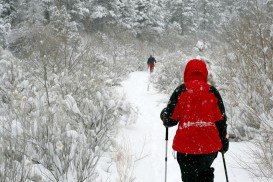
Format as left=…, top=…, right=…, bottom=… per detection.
left=171, top=98, right=181, bottom=121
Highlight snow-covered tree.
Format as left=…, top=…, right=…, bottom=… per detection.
left=215, top=0, right=273, bottom=177
left=0, top=0, right=15, bottom=47
left=2, top=0, right=273, bottom=180
left=166, top=0, right=197, bottom=35
left=0, top=2, right=138, bottom=181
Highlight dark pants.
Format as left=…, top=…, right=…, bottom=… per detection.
left=177, top=152, right=218, bottom=182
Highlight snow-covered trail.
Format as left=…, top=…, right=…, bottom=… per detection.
left=120, top=71, right=265, bottom=182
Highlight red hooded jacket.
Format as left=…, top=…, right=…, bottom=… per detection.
left=171, top=59, right=223, bottom=154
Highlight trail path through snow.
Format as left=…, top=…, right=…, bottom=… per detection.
left=120, top=71, right=268, bottom=182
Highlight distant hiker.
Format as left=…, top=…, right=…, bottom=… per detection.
left=160, top=59, right=229, bottom=182
left=147, top=55, right=156, bottom=73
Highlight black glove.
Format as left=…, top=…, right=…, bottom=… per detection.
left=160, top=108, right=167, bottom=121
left=160, top=108, right=178, bottom=127
left=160, top=108, right=169, bottom=127
left=215, top=121, right=229, bottom=154
left=220, top=138, right=229, bottom=154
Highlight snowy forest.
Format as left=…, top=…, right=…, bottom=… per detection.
left=0, top=0, right=273, bottom=181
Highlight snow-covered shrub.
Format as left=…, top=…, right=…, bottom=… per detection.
left=113, top=141, right=136, bottom=182
left=0, top=13, right=137, bottom=181
left=152, top=40, right=214, bottom=94
left=152, top=51, right=185, bottom=94
left=218, top=1, right=273, bottom=140
left=0, top=47, right=134, bottom=182
left=250, top=113, right=273, bottom=178
left=216, top=1, right=273, bottom=178
left=89, top=28, right=148, bottom=73
left=0, top=4, right=152, bottom=179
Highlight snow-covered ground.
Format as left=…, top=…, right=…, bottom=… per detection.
left=118, top=71, right=271, bottom=182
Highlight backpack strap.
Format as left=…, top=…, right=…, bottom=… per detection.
left=209, top=86, right=228, bottom=141
left=209, top=86, right=226, bottom=121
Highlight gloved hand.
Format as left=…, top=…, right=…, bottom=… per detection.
left=160, top=108, right=169, bottom=126
left=160, top=108, right=178, bottom=127
left=220, top=138, right=229, bottom=154
left=160, top=108, right=168, bottom=122
left=162, top=116, right=170, bottom=127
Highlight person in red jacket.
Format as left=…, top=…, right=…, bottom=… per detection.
left=160, top=59, right=229, bottom=182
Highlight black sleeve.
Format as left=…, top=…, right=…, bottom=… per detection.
left=160, top=84, right=186, bottom=127
left=210, top=86, right=227, bottom=140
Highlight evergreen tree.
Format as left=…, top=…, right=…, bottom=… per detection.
left=10, top=0, right=52, bottom=27
left=166, top=0, right=197, bottom=35
left=147, top=0, right=166, bottom=33
left=196, top=0, right=219, bottom=31
left=0, top=0, right=17, bottom=22
left=0, top=0, right=16, bottom=47
left=112, top=0, right=134, bottom=29
left=89, top=0, right=116, bottom=32
left=133, top=0, right=151, bottom=36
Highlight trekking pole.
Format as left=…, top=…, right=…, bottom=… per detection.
left=221, top=152, right=229, bottom=182
left=165, top=127, right=168, bottom=182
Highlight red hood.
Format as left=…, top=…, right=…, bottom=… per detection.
left=183, top=59, right=208, bottom=83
